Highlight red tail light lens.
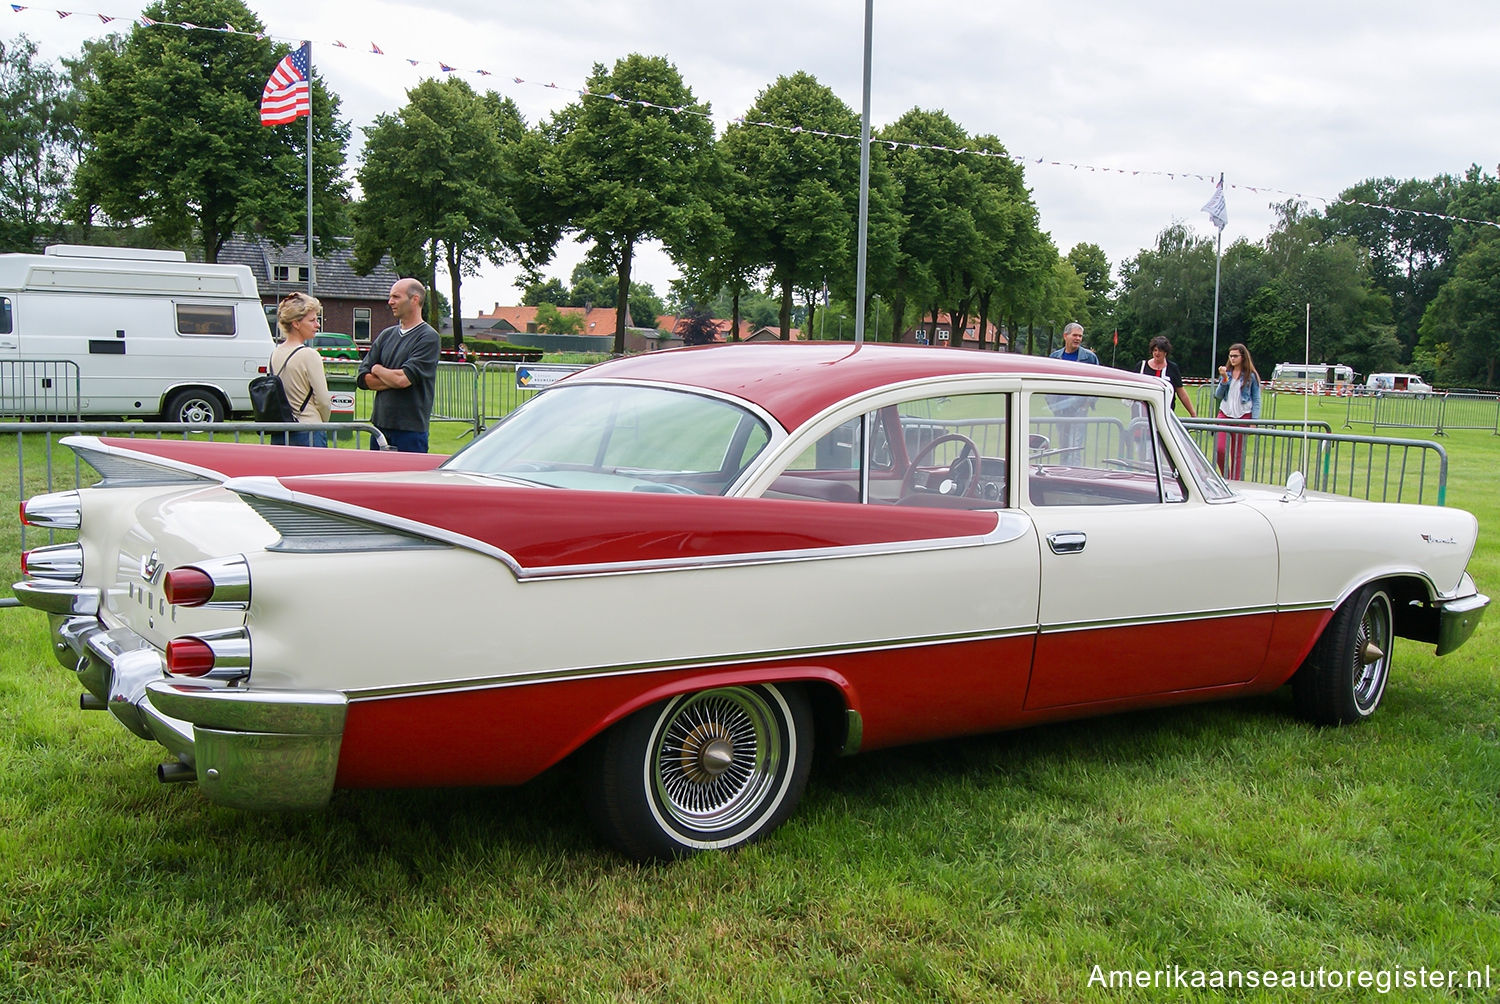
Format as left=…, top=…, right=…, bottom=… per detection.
left=165, top=638, right=216, bottom=677
left=164, top=568, right=215, bottom=607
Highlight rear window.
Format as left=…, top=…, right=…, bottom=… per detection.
left=175, top=303, right=237, bottom=336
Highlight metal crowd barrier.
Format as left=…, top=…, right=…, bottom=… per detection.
left=480, top=360, right=537, bottom=428
left=1183, top=420, right=1447, bottom=505
left=0, top=359, right=82, bottom=418
left=1337, top=389, right=1500, bottom=435
left=325, top=361, right=483, bottom=439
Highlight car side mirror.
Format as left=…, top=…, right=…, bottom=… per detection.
left=1281, top=470, right=1306, bottom=502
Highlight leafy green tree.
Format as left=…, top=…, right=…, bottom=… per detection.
left=547, top=54, right=715, bottom=354
left=521, top=277, right=568, bottom=306
left=717, top=73, right=862, bottom=339
left=532, top=302, right=583, bottom=334
left=1418, top=237, right=1500, bottom=385
left=354, top=77, right=551, bottom=342
left=0, top=35, right=73, bottom=250
left=1115, top=223, right=1218, bottom=373
left=73, top=0, right=350, bottom=262
left=1065, top=242, right=1114, bottom=332
left=1324, top=175, right=1457, bottom=359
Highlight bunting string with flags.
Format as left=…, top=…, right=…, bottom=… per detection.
left=10, top=3, right=1500, bottom=233
left=260, top=40, right=310, bottom=126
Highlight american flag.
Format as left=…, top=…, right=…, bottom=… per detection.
left=260, top=42, right=310, bottom=126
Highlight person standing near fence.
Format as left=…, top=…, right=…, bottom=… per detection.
left=1212, top=342, right=1261, bottom=479
left=1047, top=322, right=1099, bottom=456
left=358, top=278, right=441, bottom=453
left=270, top=292, right=332, bottom=448
left=1140, top=335, right=1197, bottom=416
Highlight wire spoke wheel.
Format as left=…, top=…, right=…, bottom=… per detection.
left=586, top=683, right=813, bottom=860
left=651, top=688, right=781, bottom=833
left=1294, top=584, right=1394, bottom=725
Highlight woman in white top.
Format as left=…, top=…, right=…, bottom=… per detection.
left=1212, top=342, right=1262, bottom=480
left=269, top=292, right=333, bottom=447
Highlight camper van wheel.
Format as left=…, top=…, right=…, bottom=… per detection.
left=164, top=389, right=225, bottom=425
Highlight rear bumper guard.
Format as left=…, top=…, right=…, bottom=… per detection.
left=14, top=580, right=345, bottom=811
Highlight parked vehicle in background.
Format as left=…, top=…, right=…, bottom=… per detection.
left=0, top=245, right=272, bottom=423
left=309, top=332, right=361, bottom=361
left=1366, top=372, right=1434, bottom=396
left=12, top=343, right=1488, bottom=859
left=1271, top=362, right=1356, bottom=391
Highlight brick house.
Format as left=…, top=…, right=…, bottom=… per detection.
left=218, top=236, right=401, bottom=344
left=897, top=312, right=1008, bottom=350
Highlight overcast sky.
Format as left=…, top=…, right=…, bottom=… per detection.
left=8, top=0, right=1500, bottom=317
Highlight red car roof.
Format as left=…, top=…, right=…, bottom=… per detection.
left=575, top=342, right=1151, bottom=431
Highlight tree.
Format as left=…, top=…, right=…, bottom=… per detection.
left=1325, top=175, right=1457, bottom=360
left=717, top=73, right=862, bottom=340
left=1418, top=238, right=1500, bottom=386
left=677, top=305, right=719, bottom=345
left=547, top=54, right=715, bottom=354
left=532, top=302, right=584, bottom=334
left=1115, top=223, right=1218, bottom=373
left=0, top=35, right=72, bottom=250
left=1065, top=242, right=1114, bottom=332
left=521, top=277, right=568, bottom=306
left=354, top=77, right=551, bottom=342
left=73, top=0, right=350, bottom=262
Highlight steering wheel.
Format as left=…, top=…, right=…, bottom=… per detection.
left=900, top=433, right=982, bottom=498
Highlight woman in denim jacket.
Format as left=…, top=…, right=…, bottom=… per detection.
left=1212, top=343, right=1261, bottom=480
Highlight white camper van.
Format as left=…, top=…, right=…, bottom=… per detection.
left=0, top=245, right=273, bottom=422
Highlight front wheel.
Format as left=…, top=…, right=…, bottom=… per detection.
left=163, top=388, right=226, bottom=424
left=1293, top=584, right=1394, bottom=725
left=584, top=683, right=813, bottom=860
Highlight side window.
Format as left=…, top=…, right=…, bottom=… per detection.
left=1028, top=394, right=1186, bottom=506
left=353, top=307, right=372, bottom=342
left=768, top=393, right=1009, bottom=508
left=0, top=296, right=11, bottom=334
left=175, top=303, right=237, bottom=336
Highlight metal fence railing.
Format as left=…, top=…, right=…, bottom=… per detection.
left=0, top=359, right=82, bottom=418
left=1182, top=420, right=1448, bottom=506
left=2, top=421, right=390, bottom=561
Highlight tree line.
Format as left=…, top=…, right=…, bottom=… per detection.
left=4, top=0, right=1500, bottom=382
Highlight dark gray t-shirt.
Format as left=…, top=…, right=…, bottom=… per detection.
left=357, top=321, right=441, bottom=431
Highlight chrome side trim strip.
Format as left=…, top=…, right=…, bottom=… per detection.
left=1040, top=603, right=1290, bottom=635
left=347, top=625, right=1040, bottom=702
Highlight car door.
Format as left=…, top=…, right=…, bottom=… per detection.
left=1022, top=390, right=1279, bottom=711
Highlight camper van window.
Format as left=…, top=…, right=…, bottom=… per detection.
left=0, top=297, right=11, bottom=335
left=175, top=303, right=237, bottom=336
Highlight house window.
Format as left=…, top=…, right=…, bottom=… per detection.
left=272, top=265, right=310, bottom=284
left=937, top=329, right=950, bottom=342
left=353, top=307, right=371, bottom=342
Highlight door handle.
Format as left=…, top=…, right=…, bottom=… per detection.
left=1047, top=531, right=1087, bottom=554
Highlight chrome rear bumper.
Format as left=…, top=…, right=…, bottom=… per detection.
left=13, top=580, right=345, bottom=810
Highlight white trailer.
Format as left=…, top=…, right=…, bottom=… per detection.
left=0, top=245, right=273, bottom=421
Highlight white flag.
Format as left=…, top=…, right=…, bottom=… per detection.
left=1201, top=174, right=1228, bottom=231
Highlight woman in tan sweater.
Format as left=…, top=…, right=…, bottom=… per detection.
left=269, top=292, right=333, bottom=447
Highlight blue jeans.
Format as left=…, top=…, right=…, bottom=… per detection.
left=371, top=428, right=428, bottom=453
left=271, top=429, right=328, bottom=447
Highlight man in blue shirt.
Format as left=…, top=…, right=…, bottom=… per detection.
left=1047, top=323, right=1100, bottom=458
left=1050, top=322, right=1099, bottom=366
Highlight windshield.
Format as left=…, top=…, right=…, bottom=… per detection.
left=1165, top=410, right=1234, bottom=500
left=443, top=383, right=773, bottom=495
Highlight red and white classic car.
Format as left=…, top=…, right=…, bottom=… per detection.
left=14, top=343, right=1488, bottom=859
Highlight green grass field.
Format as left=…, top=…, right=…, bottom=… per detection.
left=0, top=396, right=1497, bottom=1001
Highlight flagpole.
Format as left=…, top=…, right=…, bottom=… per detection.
left=1210, top=225, right=1222, bottom=377
left=305, top=43, right=314, bottom=296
